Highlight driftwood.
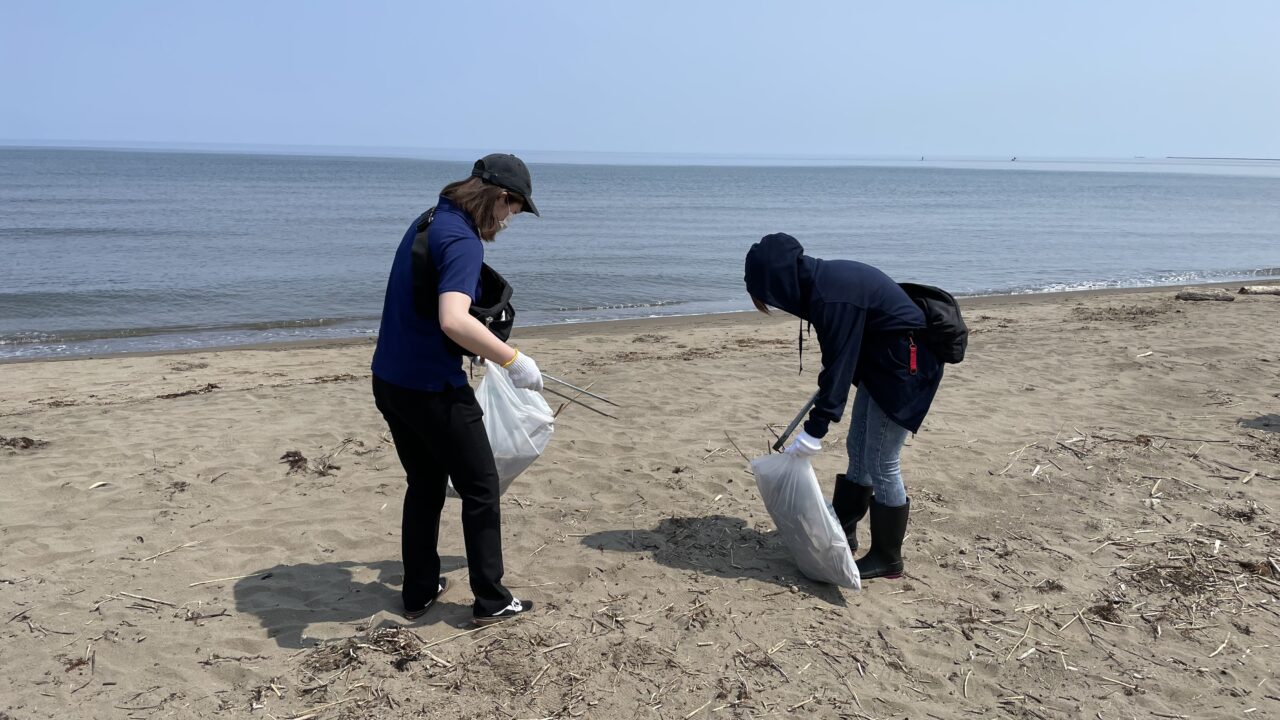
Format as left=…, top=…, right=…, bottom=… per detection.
left=1175, top=287, right=1234, bottom=302
left=1238, top=285, right=1280, bottom=296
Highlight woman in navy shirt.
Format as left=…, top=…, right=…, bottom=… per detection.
left=745, top=233, right=945, bottom=581
left=372, top=154, right=542, bottom=624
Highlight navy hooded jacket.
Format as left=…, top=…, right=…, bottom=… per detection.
left=744, top=233, right=944, bottom=437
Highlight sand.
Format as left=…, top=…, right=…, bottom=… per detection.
left=2, top=283, right=1278, bottom=719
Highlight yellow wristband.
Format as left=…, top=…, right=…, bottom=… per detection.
left=500, top=349, right=520, bottom=369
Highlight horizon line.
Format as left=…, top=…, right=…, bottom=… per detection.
left=4, top=139, right=1278, bottom=171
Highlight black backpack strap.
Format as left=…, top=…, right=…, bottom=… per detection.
left=406, top=207, right=517, bottom=354
left=410, top=208, right=439, bottom=320
left=415, top=207, right=435, bottom=232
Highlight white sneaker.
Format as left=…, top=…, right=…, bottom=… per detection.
left=402, top=578, right=450, bottom=620
left=473, top=598, right=534, bottom=626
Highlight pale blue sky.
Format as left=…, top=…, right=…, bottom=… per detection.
left=3, top=1, right=1278, bottom=158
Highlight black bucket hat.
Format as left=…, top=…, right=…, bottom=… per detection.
left=471, top=153, right=540, bottom=216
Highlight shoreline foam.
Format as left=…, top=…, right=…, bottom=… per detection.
left=4, top=277, right=1276, bottom=365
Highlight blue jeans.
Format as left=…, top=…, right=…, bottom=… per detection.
left=843, top=386, right=910, bottom=507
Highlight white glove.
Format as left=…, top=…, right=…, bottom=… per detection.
left=503, top=350, right=543, bottom=391
left=784, top=429, right=822, bottom=457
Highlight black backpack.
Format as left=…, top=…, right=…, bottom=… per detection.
left=899, top=282, right=968, bottom=364
left=409, top=208, right=515, bottom=357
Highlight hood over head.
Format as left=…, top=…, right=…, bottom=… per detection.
left=744, top=232, right=815, bottom=320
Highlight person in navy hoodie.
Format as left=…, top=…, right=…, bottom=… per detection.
left=744, top=233, right=944, bottom=580
left=372, top=154, right=542, bottom=625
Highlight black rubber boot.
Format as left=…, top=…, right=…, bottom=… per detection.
left=831, top=474, right=874, bottom=553
left=856, top=498, right=910, bottom=580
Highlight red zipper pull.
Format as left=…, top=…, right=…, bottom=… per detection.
left=908, top=336, right=918, bottom=375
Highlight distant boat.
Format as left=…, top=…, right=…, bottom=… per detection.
left=1010, top=157, right=1017, bottom=161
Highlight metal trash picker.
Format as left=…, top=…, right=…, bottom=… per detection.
left=771, top=391, right=819, bottom=452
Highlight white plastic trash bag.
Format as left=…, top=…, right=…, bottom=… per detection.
left=446, top=365, right=555, bottom=498
left=751, top=452, right=861, bottom=589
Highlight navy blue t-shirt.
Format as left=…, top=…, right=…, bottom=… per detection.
left=371, top=196, right=483, bottom=391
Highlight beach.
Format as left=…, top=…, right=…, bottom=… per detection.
left=2, top=283, right=1278, bottom=719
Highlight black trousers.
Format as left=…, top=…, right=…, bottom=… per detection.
left=372, top=377, right=513, bottom=615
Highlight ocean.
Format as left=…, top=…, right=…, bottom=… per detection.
left=1, top=147, right=1278, bottom=359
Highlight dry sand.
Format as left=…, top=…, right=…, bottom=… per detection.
left=2, top=284, right=1278, bottom=719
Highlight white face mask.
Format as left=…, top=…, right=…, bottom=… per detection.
left=497, top=201, right=517, bottom=231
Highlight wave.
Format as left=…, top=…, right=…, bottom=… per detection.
left=971, top=266, right=1280, bottom=297
left=0, top=316, right=379, bottom=347
left=3, top=268, right=1278, bottom=359
left=549, top=300, right=686, bottom=312
left=0, top=226, right=189, bottom=239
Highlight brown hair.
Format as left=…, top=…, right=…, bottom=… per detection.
left=440, top=177, right=510, bottom=241
left=751, top=296, right=771, bottom=314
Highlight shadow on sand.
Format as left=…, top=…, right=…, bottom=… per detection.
left=580, top=514, right=847, bottom=606
left=232, top=555, right=470, bottom=648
